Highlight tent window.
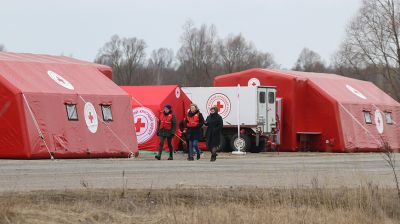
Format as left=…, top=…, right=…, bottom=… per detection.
left=101, top=105, right=113, bottom=122
left=363, top=111, right=372, bottom=124
left=385, top=112, right=393, bottom=124
left=268, top=92, right=275, bottom=104
left=66, top=104, right=78, bottom=121
left=259, top=92, right=266, bottom=103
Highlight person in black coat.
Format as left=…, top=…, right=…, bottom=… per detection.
left=205, top=106, right=223, bottom=162
left=185, top=104, right=204, bottom=161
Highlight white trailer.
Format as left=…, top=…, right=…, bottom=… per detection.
left=182, top=86, right=277, bottom=152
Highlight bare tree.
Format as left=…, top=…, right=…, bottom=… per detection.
left=177, top=20, right=218, bottom=86
left=148, top=48, right=174, bottom=84
left=218, top=34, right=276, bottom=73
left=334, top=0, right=400, bottom=100
left=95, top=35, right=147, bottom=85
left=293, top=48, right=326, bottom=72
left=252, top=51, right=276, bottom=69
left=381, top=138, right=400, bottom=203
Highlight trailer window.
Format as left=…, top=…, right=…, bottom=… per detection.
left=65, top=104, right=78, bottom=121
left=101, top=105, right=113, bottom=122
left=268, top=92, right=275, bottom=104
left=259, top=92, right=266, bottom=103
left=385, top=112, right=393, bottom=124
left=363, top=111, right=372, bottom=124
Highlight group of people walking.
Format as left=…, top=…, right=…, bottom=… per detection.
left=155, top=104, right=223, bottom=162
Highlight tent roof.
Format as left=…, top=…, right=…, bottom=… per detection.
left=215, top=68, right=400, bottom=106
left=121, top=85, right=179, bottom=107
left=0, top=52, right=108, bottom=68
left=0, top=52, right=121, bottom=95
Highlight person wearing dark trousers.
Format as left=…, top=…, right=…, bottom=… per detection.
left=155, top=104, right=176, bottom=160
left=185, top=104, right=204, bottom=161
left=205, top=106, right=223, bottom=162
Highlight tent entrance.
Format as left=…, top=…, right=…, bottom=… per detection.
left=296, top=132, right=321, bottom=152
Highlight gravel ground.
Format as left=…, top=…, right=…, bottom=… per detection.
left=0, top=152, right=397, bottom=192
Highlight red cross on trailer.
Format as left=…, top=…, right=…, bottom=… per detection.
left=216, top=101, right=224, bottom=112
left=135, top=118, right=146, bottom=132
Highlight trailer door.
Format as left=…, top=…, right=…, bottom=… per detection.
left=257, top=87, right=268, bottom=132
left=266, top=88, right=276, bottom=133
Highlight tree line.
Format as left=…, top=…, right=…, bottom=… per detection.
left=94, top=20, right=276, bottom=87
left=1, top=0, right=399, bottom=100
left=94, top=0, right=400, bottom=100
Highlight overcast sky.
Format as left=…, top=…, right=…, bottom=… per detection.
left=0, top=0, right=361, bottom=68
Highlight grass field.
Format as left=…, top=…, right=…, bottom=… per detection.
left=1, top=185, right=399, bottom=224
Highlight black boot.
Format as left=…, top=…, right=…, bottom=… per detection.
left=197, top=153, right=201, bottom=160
left=168, top=150, right=173, bottom=160
left=155, top=149, right=162, bottom=160
left=210, top=154, right=216, bottom=162
left=210, top=147, right=217, bottom=162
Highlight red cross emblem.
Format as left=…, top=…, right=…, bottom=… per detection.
left=135, top=118, right=146, bottom=132
left=88, top=112, right=94, bottom=123
left=216, top=101, right=224, bottom=112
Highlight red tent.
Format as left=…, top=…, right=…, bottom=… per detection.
left=0, top=52, right=138, bottom=159
left=214, top=68, right=400, bottom=152
left=121, top=85, right=192, bottom=151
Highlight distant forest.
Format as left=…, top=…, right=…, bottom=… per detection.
left=2, top=0, right=399, bottom=101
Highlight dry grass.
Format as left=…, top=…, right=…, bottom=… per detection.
left=0, top=185, right=400, bottom=224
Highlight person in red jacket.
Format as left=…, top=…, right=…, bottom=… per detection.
left=185, top=104, right=204, bottom=161
left=155, top=104, right=176, bottom=160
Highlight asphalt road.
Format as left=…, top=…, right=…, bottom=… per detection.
left=0, top=152, right=398, bottom=192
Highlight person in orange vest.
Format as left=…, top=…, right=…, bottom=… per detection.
left=155, top=104, right=176, bottom=160
left=184, top=104, right=204, bottom=161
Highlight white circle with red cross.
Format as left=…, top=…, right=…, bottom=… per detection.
left=248, top=78, right=260, bottom=87
left=346, top=84, right=366, bottom=100
left=47, top=70, right=74, bottom=90
left=175, top=87, right=181, bottom=98
left=206, top=93, right=231, bottom=119
left=374, top=110, right=384, bottom=134
left=133, top=107, right=157, bottom=144
left=84, top=102, right=98, bottom=134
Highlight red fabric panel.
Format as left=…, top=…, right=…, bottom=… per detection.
left=0, top=52, right=138, bottom=158
left=214, top=68, right=400, bottom=152
left=0, top=75, right=29, bottom=158
left=121, top=85, right=192, bottom=151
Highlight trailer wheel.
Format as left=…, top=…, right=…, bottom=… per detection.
left=230, top=134, right=251, bottom=152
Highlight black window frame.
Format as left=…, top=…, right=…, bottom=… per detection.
left=385, top=112, right=393, bottom=125
left=101, top=104, right=113, bottom=122
left=259, top=92, right=266, bottom=103
left=65, top=104, right=78, bottom=121
left=363, top=111, right=372, bottom=124
left=268, top=92, right=275, bottom=104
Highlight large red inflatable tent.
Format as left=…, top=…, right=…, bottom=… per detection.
left=214, top=68, right=400, bottom=152
left=121, top=85, right=192, bottom=151
left=0, top=52, right=138, bottom=159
